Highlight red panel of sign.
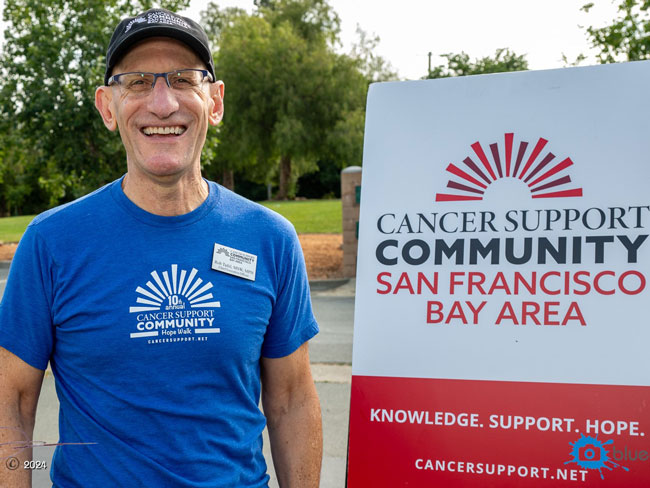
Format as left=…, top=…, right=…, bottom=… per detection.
left=349, top=376, right=650, bottom=486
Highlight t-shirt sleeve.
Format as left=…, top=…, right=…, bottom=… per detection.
left=261, top=227, right=319, bottom=358
left=0, top=224, right=55, bottom=370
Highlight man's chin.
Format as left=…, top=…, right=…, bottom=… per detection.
left=129, top=160, right=191, bottom=181
left=135, top=156, right=193, bottom=177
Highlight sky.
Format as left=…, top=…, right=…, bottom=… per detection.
left=0, top=1, right=621, bottom=80
left=180, top=0, right=620, bottom=80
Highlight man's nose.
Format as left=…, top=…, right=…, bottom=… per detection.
left=147, top=75, right=179, bottom=117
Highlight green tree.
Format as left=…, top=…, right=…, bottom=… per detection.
left=203, top=0, right=369, bottom=199
left=581, top=1, right=650, bottom=62
left=349, top=25, right=398, bottom=83
left=425, top=48, right=528, bottom=79
left=0, top=0, right=189, bottom=214
left=199, top=4, right=250, bottom=191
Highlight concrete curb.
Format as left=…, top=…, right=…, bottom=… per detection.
left=309, top=279, right=349, bottom=291
left=311, top=278, right=356, bottom=298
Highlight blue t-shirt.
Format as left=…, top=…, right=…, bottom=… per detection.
left=0, top=178, right=319, bottom=487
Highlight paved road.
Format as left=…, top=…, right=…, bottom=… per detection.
left=0, top=266, right=354, bottom=487
left=310, top=296, right=354, bottom=364
left=0, top=264, right=7, bottom=297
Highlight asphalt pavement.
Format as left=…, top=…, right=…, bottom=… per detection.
left=0, top=262, right=354, bottom=488
left=0, top=263, right=7, bottom=298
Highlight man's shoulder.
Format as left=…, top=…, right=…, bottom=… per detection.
left=215, top=184, right=296, bottom=237
left=29, top=180, right=118, bottom=232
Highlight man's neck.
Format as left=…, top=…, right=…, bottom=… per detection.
left=121, top=170, right=209, bottom=216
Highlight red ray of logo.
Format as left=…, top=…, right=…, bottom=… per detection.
left=435, top=133, right=584, bottom=202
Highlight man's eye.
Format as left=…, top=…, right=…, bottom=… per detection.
left=126, top=79, right=149, bottom=87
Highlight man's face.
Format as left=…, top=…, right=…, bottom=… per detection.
left=95, top=37, right=224, bottom=181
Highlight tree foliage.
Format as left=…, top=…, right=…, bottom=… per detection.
left=425, top=48, right=528, bottom=79
left=582, top=0, right=650, bottom=62
left=0, top=0, right=392, bottom=212
left=202, top=0, right=371, bottom=199
left=349, top=25, right=398, bottom=83
left=0, top=0, right=189, bottom=215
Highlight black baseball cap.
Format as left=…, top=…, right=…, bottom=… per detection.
left=104, top=8, right=215, bottom=86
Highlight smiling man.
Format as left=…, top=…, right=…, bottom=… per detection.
left=0, top=8, right=322, bottom=487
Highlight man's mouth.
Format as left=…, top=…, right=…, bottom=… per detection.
left=142, top=126, right=186, bottom=136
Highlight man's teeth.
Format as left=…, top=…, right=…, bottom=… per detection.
left=142, top=126, right=186, bottom=135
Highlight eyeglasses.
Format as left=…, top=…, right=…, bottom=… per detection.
left=107, top=69, right=214, bottom=94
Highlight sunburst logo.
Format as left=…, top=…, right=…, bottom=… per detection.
left=129, top=265, right=221, bottom=313
left=435, top=133, right=583, bottom=202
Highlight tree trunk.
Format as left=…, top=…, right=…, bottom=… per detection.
left=221, top=169, right=235, bottom=191
left=276, top=155, right=292, bottom=200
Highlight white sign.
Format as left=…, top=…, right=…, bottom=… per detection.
left=348, top=62, right=650, bottom=487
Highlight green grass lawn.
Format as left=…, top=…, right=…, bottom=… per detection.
left=0, top=215, right=35, bottom=243
left=0, top=199, right=342, bottom=243
left=260, top=199, right=342, bottom=234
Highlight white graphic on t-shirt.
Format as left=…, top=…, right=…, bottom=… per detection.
left=130, top=264, right=219, bottom=312
left=128, top=265, right=221, bottom=343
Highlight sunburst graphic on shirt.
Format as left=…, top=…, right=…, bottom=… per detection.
left=435, top=132, right=584, bottom=202
left=129, top=265, right=221, bottom=313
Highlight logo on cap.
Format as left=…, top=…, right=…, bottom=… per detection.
left=124, top=11, right=191, bottom=34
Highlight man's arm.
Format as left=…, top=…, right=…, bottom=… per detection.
left=261, top=341, right=322, bottom=487
left=0, top=346, right=45, bottom=487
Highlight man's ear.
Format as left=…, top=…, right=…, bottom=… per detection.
left=208, top=81, right=225, bottom=126
left=95, top=85, right=118, bottom=131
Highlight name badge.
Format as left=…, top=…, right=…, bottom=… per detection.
left=212, top=243, right=257, bottom=281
